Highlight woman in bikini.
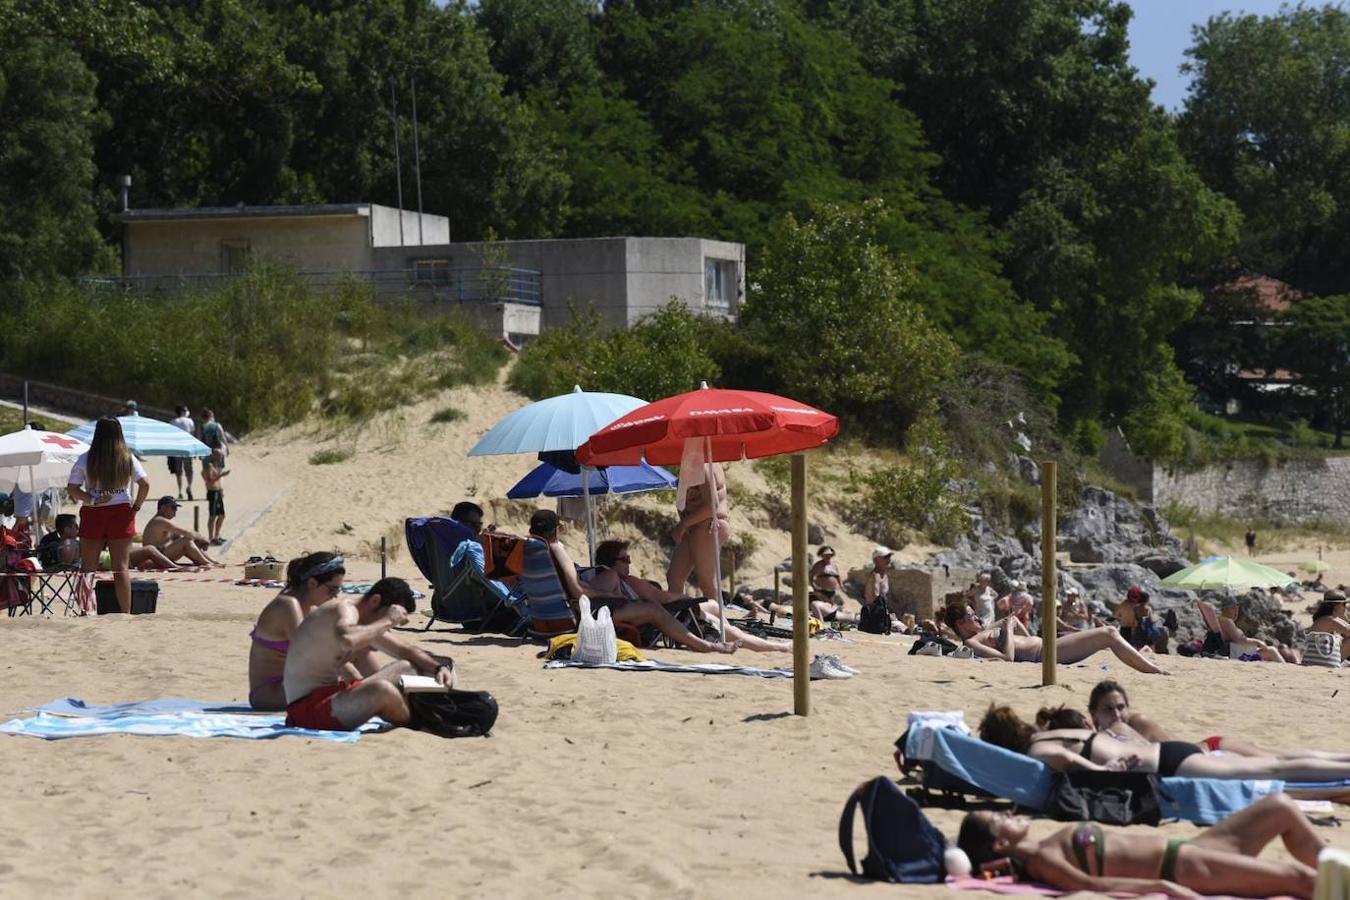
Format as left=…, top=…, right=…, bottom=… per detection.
left=979, top=703, right=1350, bottom=782
left=944, top=603, right=1166, bottom=674
left=247, top=552, right=346, bottom=710
left=1085, top=678, right=1350, bottom=762
left=666, top=462, right=731, bottom=602
left=805, top=545, right=859, bottom=624
left=957, top=793, right=1321, bottom=898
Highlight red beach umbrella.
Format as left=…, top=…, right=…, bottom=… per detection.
left=575, top=386, right=839, bottom=466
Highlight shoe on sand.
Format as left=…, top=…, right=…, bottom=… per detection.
left=951, top=645, right=974, bottom=659
left=916, top=642, right=944, bottom=657
left=809, top=656, right=852, bottom=680
left=822, top=654, right=861, bottom=675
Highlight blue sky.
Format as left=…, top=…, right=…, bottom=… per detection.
left=1127, top=1, right=1296, bottom=110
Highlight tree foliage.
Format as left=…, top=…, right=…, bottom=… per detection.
left=1180, top=6, right=1350, bottom=296
left=1277, top=295, right=1350, bottom=448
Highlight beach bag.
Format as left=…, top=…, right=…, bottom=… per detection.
left=574, top=596, right=618, bottom=664
left=838, top=776, right=947, bottom=883
left=407, top=689, right=499, bottom=738
left=1043, top=770, right=1162, bottom=826
left=859, top=598, right=893, bottom=635
left=908, top=635, right=959, bottom=656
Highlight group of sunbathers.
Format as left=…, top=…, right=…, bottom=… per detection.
left=247, top=552, right=456, bottom=731
left=954, top=677, right=1346, bottom=897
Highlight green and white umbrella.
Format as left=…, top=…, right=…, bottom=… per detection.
left=1161, top=556, right=1293, bottom=591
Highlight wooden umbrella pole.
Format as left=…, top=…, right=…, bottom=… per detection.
left=791, top=453, right=810, bottom=716
left=1041, top=460, right=1058, bottom=686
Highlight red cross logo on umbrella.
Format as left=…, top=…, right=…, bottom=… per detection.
left=40, top=434, right=81, bottom=449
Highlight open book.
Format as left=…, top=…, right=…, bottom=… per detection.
left=399, top=674, right=450, bottom=694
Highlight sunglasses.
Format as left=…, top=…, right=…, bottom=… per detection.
left=616, top=555, right=631, bottom=563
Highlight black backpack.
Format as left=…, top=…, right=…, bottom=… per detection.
left=407, top=689, right=499, bottom=738
left=838, top=776, right=948, bottom=883
left=1042, top=770, right=1163, bottom=826
left=858, top=598, right=893, bottom=634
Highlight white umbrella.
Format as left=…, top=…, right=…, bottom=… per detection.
left=0, top=429, right=91, bottom=531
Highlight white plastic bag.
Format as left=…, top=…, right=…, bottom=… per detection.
left=574, top=595, right=618, bottom=665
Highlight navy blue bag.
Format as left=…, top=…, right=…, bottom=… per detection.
left=838, top=776, right=948, bottom=883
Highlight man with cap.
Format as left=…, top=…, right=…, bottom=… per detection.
left=1056, top=586, right=1098, bottom=633
left=1200, top=594, right=1299, bottom=662
left=141, top=496, right=223, bottom=567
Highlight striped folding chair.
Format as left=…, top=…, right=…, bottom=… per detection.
left=518, top=539, right=578, bottom=640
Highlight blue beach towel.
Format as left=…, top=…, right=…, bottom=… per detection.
left=0, top=698, right=388, bottom=742
left=909, top=726, right=1287, bottom=825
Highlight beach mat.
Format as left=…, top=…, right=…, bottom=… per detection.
left=0, top=697, right=388, bottom=742
left=544, top=659, right=792, bottom=678
left=946, top=874, right=1296, bottom=899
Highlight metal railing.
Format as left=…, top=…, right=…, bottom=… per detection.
left=77, top=266, right=542, bottom=306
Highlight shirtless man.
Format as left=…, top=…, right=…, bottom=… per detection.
left=141, top=496, right=222, bottom=566
left=284, top=577, right=457, bottom=731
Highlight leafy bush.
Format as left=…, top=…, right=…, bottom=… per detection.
left=509, top=303, right=722, bottom=401
left=430, top=406, right=467, bottom=424
left=0, top=263, right=508, bottom=431
left=309, top=448, right=352, bottom=466
left=847, top=414, right=969, bottom=546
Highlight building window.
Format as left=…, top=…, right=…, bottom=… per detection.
left=704, top=258, right=738, bottom=313
left=220, top=239, right=250, bottom=274
left=412, top=258, right=452, bottom=286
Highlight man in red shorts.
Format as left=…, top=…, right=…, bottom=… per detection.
left=283, top=577, right=457, bottom=731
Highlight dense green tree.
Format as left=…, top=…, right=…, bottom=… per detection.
left=815, top=0, right=1238, bottom=455
left=1277, top=295, right=1350, bottom=448
left=475, top=0, right=601, bottom=99
left=740, top=200, right=957, bottom=435
left=0, top=27, right=110, bottom=279
left=1180, top=6, right=1350, bottom=295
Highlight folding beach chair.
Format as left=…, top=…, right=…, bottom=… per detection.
left=407, top=516, right=523, bottom=634
left=518, top=538, right=582, bottom=640
left=28, top=566, right=84, bottom=616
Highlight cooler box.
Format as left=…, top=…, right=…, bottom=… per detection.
left=95, top=579, right=159, bottom=615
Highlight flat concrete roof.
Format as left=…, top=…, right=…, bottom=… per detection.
left=117, top=204, right=372, bottom=223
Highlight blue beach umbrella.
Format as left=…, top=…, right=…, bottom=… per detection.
left=67, top=416, right=211, bottom=458
left=470, top=385, right=647, bottom=563
left=507, top=460, right=677, bottom=499
left=468, top=385, right=647, bottom=456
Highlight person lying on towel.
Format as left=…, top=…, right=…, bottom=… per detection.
left=979, top=703, right=1350, bottom=783
left=957, top=793, right=1321, bottom=898
left=284, top=577, right=456, bottom=731
left=943, top=602, right=1165, bottom=675
left=1084, top=678, right=1350, bottom=764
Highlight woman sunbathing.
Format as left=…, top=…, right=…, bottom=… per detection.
left=1085, top=678, right=1350, bottom=762
left=943, top=604, right=1166, bottom=674
left=1302, top=591, right=1350, bottom=667
left=247, top=552, right=346, bottom=710
left=957, top=793, right=1321, bottom=899
left=979, top=703, right=1350, bottom=781
left=807, top=545, right=859, bottom=625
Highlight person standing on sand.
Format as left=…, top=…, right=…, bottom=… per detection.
left=202, top=450, right=229, bottom=545
left=168, top=404, right=196, bottom=500
left=66, top=417, right=150, bottom=614
left=1245, top=527, right=1257, bottom=556
left=666, top=456, right=730, bottom=602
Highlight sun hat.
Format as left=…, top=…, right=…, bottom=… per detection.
left=1324, top=589, right=1347, bottom=603
left=817, top=545, right=836, bottom=558
left=872, top=545, right=893, bottom=559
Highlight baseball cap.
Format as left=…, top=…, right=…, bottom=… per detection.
left=872, top=545, right=893, bottom=559
left=529, top=508, right=560, bottom=534
left=1126, top=585, right=1149, bottom=604
left=157, top=495, right=181, bottom=509
left=1065, top=586, right=1081, bottom=596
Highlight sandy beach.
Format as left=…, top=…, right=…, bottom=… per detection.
left=4, top=384, right=1349, bottom=899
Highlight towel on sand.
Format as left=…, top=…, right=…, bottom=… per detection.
left=0, top=697, right=387, bottom=742
left=544, top=659, right=792, bottom=678
left=947, top=874, right=1297, bottom=899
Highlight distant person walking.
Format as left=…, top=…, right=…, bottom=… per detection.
left=66, top=417, right=150, bottom=614
left=1245, top=528, right=1258, bottom=556
left=121, top=399, right=139, bottom=417
left=202, top=449, right=229, bottom=545
left=201, top=408, right=226, bottom=460
left=168, top=404, right=196, bottom=500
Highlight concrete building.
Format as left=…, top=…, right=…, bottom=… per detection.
left=114, top=203, right=744, bottom=344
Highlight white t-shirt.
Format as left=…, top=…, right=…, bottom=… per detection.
left=68, top=451, right=147, bottom=507
left=171, top=416, right=195, bottom=436
left=974, top=586, right=997, bottom=622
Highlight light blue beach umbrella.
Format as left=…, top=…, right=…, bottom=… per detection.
left=507, top=460, right=677, bottom=499
left=67, top=416, right=211, bottom=458
left=469, top=385, right=647, bottom=562
left=468, top=385, right=647, bottom=456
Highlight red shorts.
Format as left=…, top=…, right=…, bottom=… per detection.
left=285, top=680, right=362, bottom=731
left=79, top=504, right=137, bottom=542
left=1202, top=735, right=1224, bottom=752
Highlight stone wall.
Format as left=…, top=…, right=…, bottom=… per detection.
left=1153, top=456, right=1350, bottom=525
